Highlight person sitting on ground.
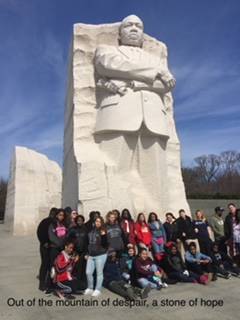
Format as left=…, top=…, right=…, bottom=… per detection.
left=148, top=212, right=166, bottom=262
left=53, top=240, right=79, bottom=300
left=211, top=242, right=240, bottom=278
left=106, top=211, right=125, bottom=255
left=67, top=214, right=88, bottom=290
left=134, top=248, right=168, bottom=290
left=163, top=212, right=178, bottom=242
left=120, top=208, right=136, bottom=248
left=135, top=213, right=152, bottom=250
left=193, top=210, right=213, bottom=256
left=37, top=207, right=58, bottom=291
left=119, top=245, right=136, bottom=283
left=164, top=242, right=202, bottom=284
left=103, top=250, right=151, bottom=300
left=185, top=242, right=215, bottom=284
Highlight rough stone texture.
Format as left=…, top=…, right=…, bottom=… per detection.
left=5, top=146, right=62, bottom=236
left=63, top=22, right=190, bottom=219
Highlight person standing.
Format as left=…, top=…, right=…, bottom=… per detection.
left=48, top=209, right=68, bottom=268
left=120, top=209, right=136, bottom=247
left=176, top=209, right=195, bottom=241
left=67, top=214, right=88, bottom=290
left=163, top=212, right=177, bottom=242
left=209, top=207, right=226, bottom=253
left=135, top=213, right=152, bottom=250
left=148, top=212, right=166, bottom=262
left=193, top=210, right=213, bottom=256
left=105, top=211, right=124, bottom=255
left=37, top=207, right=58, bottom=291
left=84, top=217, right=108, bottom=297
left=224, top=203, right=240, bottom=262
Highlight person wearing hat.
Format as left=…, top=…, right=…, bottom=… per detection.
left=209, top=207, right=226, bottom=253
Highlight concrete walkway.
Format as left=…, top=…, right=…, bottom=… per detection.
left=0, top=225, right=238, bottom=320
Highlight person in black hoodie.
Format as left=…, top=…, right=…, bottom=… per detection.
left=67, top=214, right=88, bottom=290
left=175, top=209, right=195, bottom=248
left=85, top=211, right=101, bottom=233
left=211, top=242, right=240, bottom=278
left=103, top=251, right=151, bottom=300
left=163, top=212, right=177, bottom=242
left=164, top=243, right=200, bottom=283
left=37, top=207, right=58, bottom=291
left=106, top=211, right=124, bottom=255
left=84, top=216, right=108, bottom=297
left=48, top=209, right=68, bottom=268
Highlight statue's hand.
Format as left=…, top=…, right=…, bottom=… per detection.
left=118, top=86, right=128, bottom=96
left=166, top=78, right=176, bottom=89
left=157, top=71, right=176, bottom=90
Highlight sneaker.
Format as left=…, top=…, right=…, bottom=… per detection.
left=84, top=288, right=94, bottom=295
left=162, top=282, right=168, bottom=288
left=91, top=289, right=101, bottom=297
left=140, top=284, right=151, bottom=299
left=45, top=288, right=53, bottom=294
left=38, top=284, right=46, bottom=291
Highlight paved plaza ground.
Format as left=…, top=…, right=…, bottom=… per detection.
left=0, top=224, right=239, bottom=320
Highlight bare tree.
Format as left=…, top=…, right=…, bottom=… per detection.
left=220, top=150, right=240, bottom=176
left=194, top=154, right=221, bottom=184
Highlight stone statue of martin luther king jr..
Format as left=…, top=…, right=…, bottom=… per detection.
left=93, top=14, right=178, bottom=212
left=94, top=14, right=176, bottom=137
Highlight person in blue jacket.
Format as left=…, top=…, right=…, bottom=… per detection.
left=185, top=242, right=215, bottom=283
left=148, top=212, right=166, bottom=262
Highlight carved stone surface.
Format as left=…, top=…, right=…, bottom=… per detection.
left=62, top=17, right=190, bottom=219
left=5, top=146, right=62, bottom=235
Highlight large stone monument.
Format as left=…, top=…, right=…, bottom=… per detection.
left=63, top=15, right=190, bottom=218
left=5, top=146, right=62, bottom=235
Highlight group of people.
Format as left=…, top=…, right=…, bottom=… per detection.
left=37, top=203, right=240, bottom=300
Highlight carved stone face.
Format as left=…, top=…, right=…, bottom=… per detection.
left=119, top=15, right=144, bottom=47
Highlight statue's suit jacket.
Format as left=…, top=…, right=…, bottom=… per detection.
left=94, top=44, right=172, bottom=138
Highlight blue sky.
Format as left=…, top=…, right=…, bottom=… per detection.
left=0, top=0, right=240, bottom=178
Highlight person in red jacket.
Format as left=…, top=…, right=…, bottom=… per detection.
left=135, top=213, right=152, bottom=250
left=120, top=208, right=136, bottom=247
left=53, top=241, right=79, bottom=299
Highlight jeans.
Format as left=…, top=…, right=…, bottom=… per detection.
left=137, top=264, right=160, bottom=289
left=56, top=279, right=77, bottom=294
left=152, top=239, right=165, bottom=254
left=86, top=254, right=107, bottom=291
